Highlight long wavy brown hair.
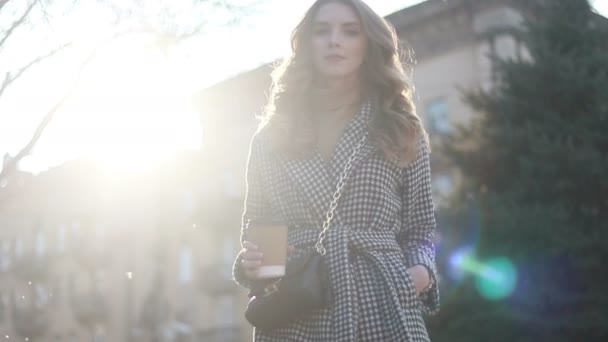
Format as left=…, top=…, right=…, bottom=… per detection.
left=260, top=0, right=429, bottom=166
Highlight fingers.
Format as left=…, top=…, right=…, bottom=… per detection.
left=242, top=259, right=261, bottom=279
left=241, top=257, right=261, bottom=279
left=245, top=270, right=258, bottom=279
left=244, top=241, right=295, bottom=253
left=241, top=256, right=262, bottom=276
left=240, top=241, right=296, bottom=279
left=241, top=241, right=262, bottom=260
left=241, top=240, right=263, bottom=279
left=241, top=249, right=264, bottom=262
left=241, top=258, right=262, bottom=270
left=242, top=240, right=259, bottom=250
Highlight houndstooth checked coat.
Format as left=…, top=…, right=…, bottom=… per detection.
left=232, top=102, right=440, bottom=341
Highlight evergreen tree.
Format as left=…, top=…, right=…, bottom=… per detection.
left=431, top=1, right=608, bottom=340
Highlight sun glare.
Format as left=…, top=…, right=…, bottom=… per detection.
left=43, top=35, right=202, bottom=175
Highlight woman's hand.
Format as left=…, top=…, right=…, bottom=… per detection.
left=239, top=241, right=295, bottom=279
left=407, top=264, right=432, bottom=296
left=240, top=241, right=264, bottom=279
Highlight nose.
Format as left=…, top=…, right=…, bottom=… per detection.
left=329, top=29, right=341, bottom=47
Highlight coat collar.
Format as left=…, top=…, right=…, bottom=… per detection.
left=281, top=101, right=376, bottom=226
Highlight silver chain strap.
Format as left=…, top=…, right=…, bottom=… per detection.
left=315, top=133, right=368, bottom=255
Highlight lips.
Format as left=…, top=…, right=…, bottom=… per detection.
left=325, top=54, right=346, bottom=63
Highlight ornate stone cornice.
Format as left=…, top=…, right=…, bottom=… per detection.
left=386, top=0, right=527, bottom=61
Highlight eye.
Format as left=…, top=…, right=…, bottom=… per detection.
left=344, top=29, right=360, bottom=37
left=313, top=27, right=330, bottom=36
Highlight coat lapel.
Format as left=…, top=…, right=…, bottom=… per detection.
left=283, top=152, right=333, bottom=227
left=281, top=101, right=376, bottom=226
left=327, top=101, right=375, bottom=184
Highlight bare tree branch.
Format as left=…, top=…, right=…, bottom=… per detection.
left=0, top=0, right=39, bottom=49
left=0, top=0, right=261, bottom=188
left=0, top=41, right=72, bottom=99
left=1, top=73, right=9, bottom=94
left=0, top=29, right=146, bottom=184
left=38, top=0, right=52, bottom=26
left=0, top=0, right=11, bottom=14
left=0, top=47, right=96, bottom=184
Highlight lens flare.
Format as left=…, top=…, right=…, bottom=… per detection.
left=448, top=246, right=475, bottom=281
left=474, top=257, right=517, bottom=300
left=448, top=246, right=518, bottom=300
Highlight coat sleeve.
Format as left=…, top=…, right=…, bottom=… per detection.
left=398, top=138, right=440, bottom=315
left=231, top=134, right=273, bottom=289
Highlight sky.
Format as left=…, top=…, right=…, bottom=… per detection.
left=0, top=0, right=606, bottom=175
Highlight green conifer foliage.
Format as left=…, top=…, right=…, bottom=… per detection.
left=431, top=1, right=608, bottom=340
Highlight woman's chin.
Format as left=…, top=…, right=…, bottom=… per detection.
left=318, top=69, right=359, bottom=81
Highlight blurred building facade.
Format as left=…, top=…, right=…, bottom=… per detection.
left=0, top=0, right=529, bottom=341
left=0, top=151, right=245, bottom=342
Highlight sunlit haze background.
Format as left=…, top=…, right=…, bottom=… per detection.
left=2, top=0, right=606, bottom=175
left=0, top=1, right=607, bottom=341
left=0, top=0, right=419, bottom=175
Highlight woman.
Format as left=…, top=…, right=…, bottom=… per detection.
left=232, top=0, right=439, bottom=340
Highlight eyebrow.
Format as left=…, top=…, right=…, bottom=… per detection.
left=313, top=21, right=361, bottom=27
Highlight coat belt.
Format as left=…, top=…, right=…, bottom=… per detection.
left=287, top=227, right=401, bottom=253
left=347, top=230, right=401, bottom=253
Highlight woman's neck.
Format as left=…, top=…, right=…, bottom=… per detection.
left=312, top=74, right=362, bottom=120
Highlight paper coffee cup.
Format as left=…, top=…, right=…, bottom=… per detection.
left=247, top=221, right=288, bottom=279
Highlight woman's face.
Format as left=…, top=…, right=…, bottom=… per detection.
left=310, top=2, right=368, bottom=81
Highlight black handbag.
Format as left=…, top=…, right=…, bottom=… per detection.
left=244, top=133, right=368, bottom=330
left=244, top=249, right=329, bottom=330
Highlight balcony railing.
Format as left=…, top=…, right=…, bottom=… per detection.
left=10, top=287, right=52, bottom=339
left=11, top=254, right=51, bottom=281
left=70, top=291, right=109, bottom=329
left=140, top=291, right=170, bottom=331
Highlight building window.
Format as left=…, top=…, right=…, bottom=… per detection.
left=178, top=246, right=193, bottom=284
left=0, top=291, right=6, bottom=323
left=214, top=296, right=236, bottom=327
left=182, top=190, right=194, bottom=213
left=51, top=276, right=66, bottom=305
left=426, top=98, right=450, bottom=135
left=57, top=224, right=67, bottom=252
left=0, top=240, right=10, bottom=271
left=14, top=237, right=23, bottom=259
left=35, top=284, right=50, bottom=307
left=221, top=239, right=233, bottom=264
left=94, top=224, right=106, bottom=252
left=433, top=174, right=453, bottom=196
left=222, top=169, right=239, bottom=198
left=432, top=173, right=454, bottom=208
left=36, top=231, right=46, bottom=256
